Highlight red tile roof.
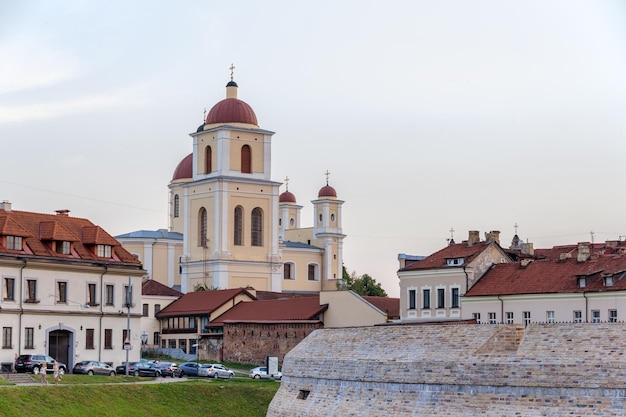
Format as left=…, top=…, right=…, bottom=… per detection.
left=142, top=279, right=183, bottom=297
left=156, top=288, right=256, bottom=318
left=0, top=208, right=141, bottom=265
left=466, top=254, right=626, bottom=297
left=210, top=296, right=327, bottom=325
left=363, top=296, right=400, bottom=319
left=400, top=241, right=497, bottom=271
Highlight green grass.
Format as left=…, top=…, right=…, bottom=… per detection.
left=0, top=378, right=280, bottom=417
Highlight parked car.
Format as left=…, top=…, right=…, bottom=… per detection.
left=73, top=361, right=116, bottom=376
left=249, top=366, right=282, bottom=380
left=115, top=361, right=141, bottom=376
left=178, top=362, right=209, bottom=377
left=115, top=361, right=162, bottom=377
left=203, top=363, right=235, bottom=379
left=154, top=361, right=182, bottom=378
left=15, top=354, right=68, bottom=375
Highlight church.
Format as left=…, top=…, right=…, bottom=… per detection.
left=118, top=69, right=346, bottom=294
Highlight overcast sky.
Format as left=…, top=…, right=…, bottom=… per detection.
left=2, top=1, right=626, bottom=297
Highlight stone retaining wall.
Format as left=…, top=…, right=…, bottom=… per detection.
left=267, top=323, right=626, bottom=416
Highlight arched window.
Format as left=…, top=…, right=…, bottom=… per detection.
left=251, top=208, right=263, bottom=246
left=284, top=262, right=295, bottom=280
left=234, top=206, right=243, bottom=246
left=205, top=146, right=212, bottom=174
left=241, top=145, right=252, bottom=173
left=198, top=208, right=207, bottom=248
left=307, top=264, right=319, bottom=281
left=173, top=194, right=180, bottom=218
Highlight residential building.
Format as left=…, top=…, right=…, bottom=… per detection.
left=397, top=230, right=512, bottom=322
left=0, top=201, right=145, bottom=369
left=140, top=279, right=182, bottom=351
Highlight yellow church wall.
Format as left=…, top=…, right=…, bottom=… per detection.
left=228, top=131, right=265, bottom=173
left=196, top=134, right=218, bottom=175
left=281, top=249, right=324, bottom=292
left=284, top=228, right=314, bottom=245
left=187, top=193, right=216, bottom=259
left=226, top=188, right=274, bottom=261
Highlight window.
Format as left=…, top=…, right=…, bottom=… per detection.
left=6, top=236, right=22, bottom=250
left=105, top=284, right=114, bottom=306
left=97, top=245, right=112, bottom=258
left=123, top=329, right=129, bottom=346
left=592, top=310, right=600, bottom=323
left=179, top=339, right=187, bottom=353
left=578, top=277, right=586, bottom=288
left=154, top=304, right=161, bottom=316
left=284, top=263, right=294, bottom=280
left=88, top=283, right=97, bottom=306
left=609, top=309, right=617, bottom=323
left=123, top=285, right=133, bottom=308
left=26, top=279, right=37, bottom=302
left=56, top=241, right=71, bottom=255
left=446, top=258, right=464, bottom=266
left=307, top=264, right=318, bottom=281
left=604, top=276, right=614, bottom=287
left=506, top=312, right=514, bottom=324
left=4, top=277, right=15, bottom=301
left=234, top=206, right=243, bottom=246
left=104, top=329, right=112, bottom=349
left=57, top=281, right=67, bottom=303
left=173, top=194, right=180, bottom=218
left=153, top=332, right=160, bottom=346
left=205, top=146, right=212, bottom=174
left=86, top=329, right=94, bottom=349
left=523, top=311, right=531, bottom=327
left=423, top=289, right=431, bottom=309
left=472, top=312, right=481, bottom=323
left=2, top=327, right=12, bottom=349
left=25, top=327, right=34, bottom=349
left=408, top=289, right=416, bottom=310
left=489, top=312, right=497, bottom=324
left=168, top=339, right=177, bottom=349
left=451, top=288, right=459, bottom=308
left=142, top=304, right=149, bottom=317
left=546, top=311, right=555, bottom=323
left=437, top=288, right=445, bottom=309
left=199, top=208, right=208, bottom=248
left=251, top=208, right=263, bottom=246
left=241, top=145, right=251, bottom=173
left=573, top=310, right=582, bottom=323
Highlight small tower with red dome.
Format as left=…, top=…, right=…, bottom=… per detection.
left=278, top=176, right=302, bottom=241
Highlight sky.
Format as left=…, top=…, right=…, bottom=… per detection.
left=2, top=1, right=626, bottom=297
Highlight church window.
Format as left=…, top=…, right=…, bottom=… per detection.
left=205, top=146, right=212, bottom=174
left=241, top=145, right=252, bottom=173
left=289, top=218, right=294, bottom=227
left=330, top=213, right=335, bottom=222
left=284, top=263, right=295, bottom=280
left=234, top=206, right=243, bottom=246
left=173, top=194, right=180, bottom=218
left=199, top=208, right=208, bottom=248
left=307, top=264, right=319, bottom=281
left=251, top=208, right=263, bottom=246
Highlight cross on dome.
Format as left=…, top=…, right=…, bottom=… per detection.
left=230, top=63, right=235, bottom=81
left=324, top=170, right=331, bottom=185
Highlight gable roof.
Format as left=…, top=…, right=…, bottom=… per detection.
left=115, top=229, right=183, bottom=240
left=362, top=296, right=400, bottom=320
left=210, top=296, right=327, bottom=326
left=155, top=288, right=256, bottom=318
left=0, top=207, right=141, bottom=265
left=466, top=254, right=626, bottom=297
left=399, top=241, right=501, bottom=271
left=142, top=279, right=183, bottom=298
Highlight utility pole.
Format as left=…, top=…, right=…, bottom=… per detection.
left=125, top=276, right=131, bottom=376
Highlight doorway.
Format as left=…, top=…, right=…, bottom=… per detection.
left=48, top=329, right=72, bottom=368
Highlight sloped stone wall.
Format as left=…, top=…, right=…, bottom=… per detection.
left=267, top=323, right=626, bottom=416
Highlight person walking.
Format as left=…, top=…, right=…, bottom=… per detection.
left=52, top=361, right=60, bottom=385
left=40, top=362, right=48, bottom=385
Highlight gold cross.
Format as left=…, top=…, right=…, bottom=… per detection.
left=229, top=63, right=235, bottom=81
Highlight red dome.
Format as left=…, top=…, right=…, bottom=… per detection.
left=172, top=153, right=192, bottom=181
left=279, top=191, right=297, bottom=203
left=205, top=98, right=258, bottom=126
left=318, top=185, right=337, bottom=198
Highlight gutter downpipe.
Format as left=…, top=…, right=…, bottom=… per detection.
left=98, top=264, right=108, bottom=361
left=463, top=265, right=469, bottom=295
left=498, top=295, right=504, bottom=324
left=18, top=259, right=27, bottom=356
left=583, top=292, right=588, bottom=323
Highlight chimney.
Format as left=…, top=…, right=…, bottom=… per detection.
left=577, top=242, right=590, bottom=262
left=485, top=230, right=501, bottom=244
left=0, top=200, right=11, bottom=212
left=55, top=209, right=70, bottom=217
left=467, top=230, right=480, bottom=247
left=521, top=242, right=534, bottom=256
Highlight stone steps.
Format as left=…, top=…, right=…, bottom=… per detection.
left=1, top=372, right=37, bottom=384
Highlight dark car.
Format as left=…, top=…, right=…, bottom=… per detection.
left=116, top=361, right=162, bottom=377
left=178, top=362, right=206, bottom=377
left=15, top=354, right=67, bottom=375
left=154, top=361, right=182, bottom=378
left=115, top=361, right=141, bottom=376
left=73, top=361, right=116, bottom=376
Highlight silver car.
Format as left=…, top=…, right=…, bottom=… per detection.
left=249, top=366, right=282, bottom=380
left=203, top=364, right=235, bottom=379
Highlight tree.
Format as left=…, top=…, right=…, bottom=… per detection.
left=339, top=265, right=388, bottom=297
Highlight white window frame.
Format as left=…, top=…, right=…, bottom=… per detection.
left=506, top=312, right=514, bottom=324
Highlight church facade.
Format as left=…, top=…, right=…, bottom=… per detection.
left=160, top=73, right=345, bottom=294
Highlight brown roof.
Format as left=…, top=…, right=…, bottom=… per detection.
left=210, top=296, right=327, bottom=326
left=0, top=208, right=141, bottom=265
left=466, top=254, right=626, bottom=297
left=206, top=98, right=258, bottom=126
left=363, top=296, right=400, bottom=319
left=142, top=279, right=183, bottom=298
left=400, top=241, right=497, bottom=271
left=156, top=288, right=256, bottom=318
left=254, top=290, right=318, bottom=301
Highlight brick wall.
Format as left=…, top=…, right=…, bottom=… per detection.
left=223, top=321, right=323, bottom=365
left=267, top=323, right=626, bottom=416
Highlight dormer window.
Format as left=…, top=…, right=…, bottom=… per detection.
left=604, top=275, right=613, bottom=287
left=56, top=241, right=71, bottom=255
left=446, top=258, right=464, bottom=266
left=578, top=277, right=586, bottom=288
left=6, top=236, right=22, bottom=250
left=97, top=244, right=112, bottom=258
